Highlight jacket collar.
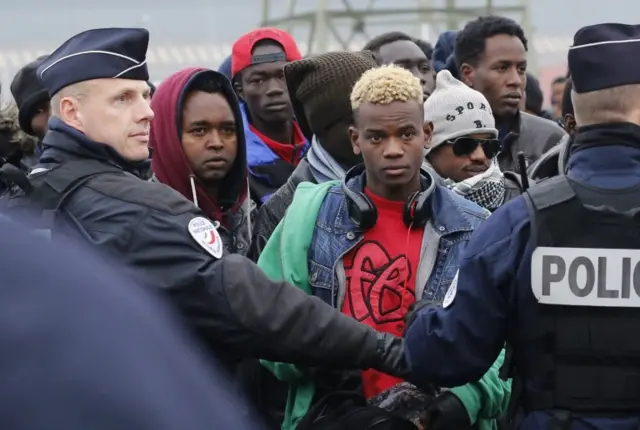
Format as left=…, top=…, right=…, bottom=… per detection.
left=40, top=117, right=150, bottom=178
left=332, top=170, right=474, bottom=235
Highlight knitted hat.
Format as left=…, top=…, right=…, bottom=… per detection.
left=284, top=51, right=378, bottom=140
left=424, top=70, right=497, bottom=153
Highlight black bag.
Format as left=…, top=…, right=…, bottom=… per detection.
left=296, top=391, right=418, bottom=430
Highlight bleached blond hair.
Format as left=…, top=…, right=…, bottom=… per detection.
left=350, top=64, right=423, bottom=110
left=572, top=84, right=640, bottom=126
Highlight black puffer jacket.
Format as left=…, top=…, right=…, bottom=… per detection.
left=250, top=158, right=315, bottom=261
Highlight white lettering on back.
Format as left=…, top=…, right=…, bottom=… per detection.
left=531, top=246, right=640, bottom=307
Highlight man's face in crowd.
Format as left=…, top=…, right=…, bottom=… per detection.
left=461, top=34, right=527, bottom=118
left=349, top=100, right=429, bottom=201
left=426, top=131, right=494, bottom=183
left=377, top=40, right=436, bottom=100
left=238, top=41, right=293, bottom=125
left=59, top=78, right=153, bottom=162
left=181, top=90, right=237, bottom=186
left=31, top=101, right=51, bottom=138
left=551, top=81, right=566, bottom=119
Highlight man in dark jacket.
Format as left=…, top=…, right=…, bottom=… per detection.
left=251, top=51, right=378, bottom=259
left=454, top=16, right=565, bottom=172
left=0, top=216, right=261, bottom=429
left=2, top=28, right=407, bottom=382
left=150, top=67, right=254, bottom=256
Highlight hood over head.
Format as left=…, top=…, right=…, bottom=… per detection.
left=150, top=67, right=247, bottom=223
left=432, top=30, right=458, bottom=72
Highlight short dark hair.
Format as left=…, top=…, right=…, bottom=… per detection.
left=362, top=31, right=415, bottom=53
left=189, top=72, right=224, bottom=94
left=454, top=15, right=528, bottom=68
left=413, top=38, right=434, bottom=60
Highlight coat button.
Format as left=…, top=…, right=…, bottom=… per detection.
left=438, top=226, right=445, bottom=232
left=346, top=232, right=356, bottom=240
left=237, top=242, right=245, bottom=249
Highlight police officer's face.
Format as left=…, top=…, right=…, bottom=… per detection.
left=181, top=90, right=238, bottom=185
left=236, top=42, right=293, bottom=127
left=349, top=100, right=430, bottom=201
left=426, top=132, right=493, bottom=182
left=460, top=34, right=527, bottom=119
left=376, top=40, right=436, bottom=101
left=64, top=79, right=154, bottom=161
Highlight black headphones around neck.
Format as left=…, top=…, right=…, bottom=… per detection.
left=341, top=164, right=436, bottom=230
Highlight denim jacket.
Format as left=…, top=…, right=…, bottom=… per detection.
left=307, top=172, right=489, bottom=308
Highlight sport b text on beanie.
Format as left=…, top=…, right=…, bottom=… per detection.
left=424, top=70, right=498, bottom=154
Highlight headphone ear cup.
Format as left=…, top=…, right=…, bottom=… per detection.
left=347, top=193, right=377, bottom=230
left=403, top=191, right=432, bottom=228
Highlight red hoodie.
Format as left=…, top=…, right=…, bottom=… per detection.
left=150, top=67, right=248, bottom=227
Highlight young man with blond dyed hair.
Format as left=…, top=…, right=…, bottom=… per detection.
left=258, top=65, right=510, bottom=429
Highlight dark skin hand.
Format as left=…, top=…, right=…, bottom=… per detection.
left=181, top=90, right=238, bottom=199
left=236, top=42, right=293, bottom=145
left=377, top=40, right=436, bottom=101
left=349, top=100, right=431, bottom=202
left=459, top=34, right=527, bottom=129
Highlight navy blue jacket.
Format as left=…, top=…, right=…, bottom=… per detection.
left=404, top=144, right=640, bottom=429
left=0, top=217, right=261, bottom=429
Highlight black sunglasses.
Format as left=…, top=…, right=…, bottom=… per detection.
left=446, top=137, right=501, bottom=159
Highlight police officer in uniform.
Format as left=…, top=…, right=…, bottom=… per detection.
left=1, top=28, right=407, bottom=378
left=401, top=24, right=640, bottom=429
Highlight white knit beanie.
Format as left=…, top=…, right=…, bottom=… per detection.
left=424, top=70, right=498, bottom=154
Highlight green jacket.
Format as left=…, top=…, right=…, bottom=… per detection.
left=257, top=181, right=511, bottom=430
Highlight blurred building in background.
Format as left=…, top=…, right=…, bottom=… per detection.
left=2, top=0, right=618, bottom=107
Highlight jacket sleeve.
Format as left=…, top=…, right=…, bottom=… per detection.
left=449, top=348, right=511, bottom=424
left=405, top=198, right=531, bottom=388
left=250, top=191, right=286, bottom=261
left=125, top=206, right=386, bottom=369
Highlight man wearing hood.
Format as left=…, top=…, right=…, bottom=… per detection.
left=231, top=28, right=310, bottom=206
left=150, top=67, right=253, bottom=256
left=250, top=51, right=378, bottom=259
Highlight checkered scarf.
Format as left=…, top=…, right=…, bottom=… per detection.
left=442, top=160, right=506, bottom=211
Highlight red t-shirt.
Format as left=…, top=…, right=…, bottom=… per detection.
left=249, top=122, right=306, bottom=165
left=341, top=188, right=425, bottom=399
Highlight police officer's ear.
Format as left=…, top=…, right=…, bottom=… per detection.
left=57, top=86, right=86, bottom=131
left=563, top=113, right=577, bottom=135
left=423, top=121, right=434, bottom=151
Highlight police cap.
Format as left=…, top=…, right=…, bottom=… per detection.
left=37, top=28, right=150, bottom=97
left=569, top=23, right=640, bottom=94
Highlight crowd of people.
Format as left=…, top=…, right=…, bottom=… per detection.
left=0, top=12, right=637, bottom=430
